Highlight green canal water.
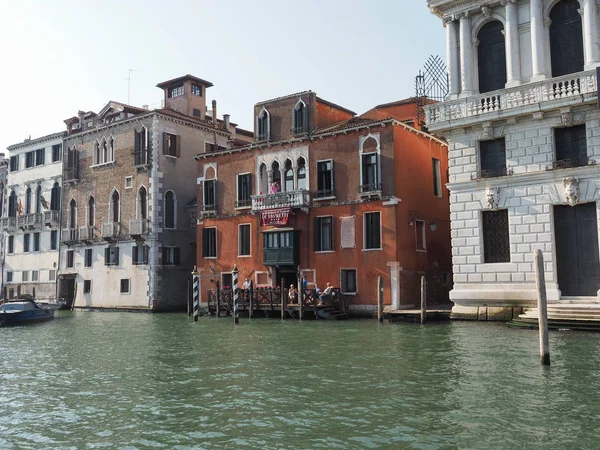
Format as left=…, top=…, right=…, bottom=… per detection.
left=1, top=312, right=600, bottom=449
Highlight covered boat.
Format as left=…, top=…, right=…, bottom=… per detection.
left=0, top=300, right=55, bottom=325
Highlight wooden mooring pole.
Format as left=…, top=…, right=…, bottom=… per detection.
left=249, top=284, right=254, bottom=319
left=192, top=267, right=199, bottom=322
left=420, top=275, right=426, bottom=324
left=377, top=276, right=383, bottom=322
left=232, top=265, right=239, bottom=325
left=280, top=277, right=285, bottom=320
left=534, top=249, right=550, bottom=366
left=216, top=281, right=221, bottom=318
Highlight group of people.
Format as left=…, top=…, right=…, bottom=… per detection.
left=288, top=279, right=333, bottom=306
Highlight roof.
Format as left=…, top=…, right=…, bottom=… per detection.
left=313, top=117, right=387, bottom=135
left=373, top=97, right=420, bottom=109
left=7, top=131, right=66, bottom=150
left=156, top=74, right=214, bottom=89
left=315, top=96, right=356, bottom=116
left=255, top=91, right=313, bottom=107
left=97, top=101, right=149, bottom=118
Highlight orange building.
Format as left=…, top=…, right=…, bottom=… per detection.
left=195, top=92, right=451, bottom=316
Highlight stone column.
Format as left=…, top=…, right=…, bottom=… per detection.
left=267, top=170, right=273, bottom=187
left=459, top=12, right=473, bottom=96
left=445, top=16, right=461, bottom=97
left=583, top=0, right=600, bottom=69
left=280, top=169, right=286, bottom=191
left=530, top=0, right=546, bottom=80
left=503, top=0, right=522, bottom=86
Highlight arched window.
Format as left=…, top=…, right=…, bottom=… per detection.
left=271, top=161, right=281, bottom=191
left=35, top=185, right=42, bottom=214
left=164, top=190, right=176, bottom=228
left=550, top=0, right=584, bottom=77
left=108, top=137, right=114, bottom=162
left=110, top=190, right=119, bottom=223
left=8, top=190, right=17, bottom=218
left=293, top=100, right=307, bottom=134
left=138, top=187, right=147, bottom=220
left=50, top=182, right=60, bottom=211
left=257, top=108, right=270, bottom=141
left=297, top=157, right=306, bottom=190
left=259, top=163, right=268, bottom=194
left=25, top=187, right=31, bottom=214
left=477, top=21, right=506, bottom=93
left=94, top=141, right=100, bottom=165
left=69, top=199, right=76, bottom=229
left=88, top=196, right=95, bottom=226
left=284, top=159, right=294, bottom=191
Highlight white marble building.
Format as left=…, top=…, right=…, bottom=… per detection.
left=426, top=0, right=600, bottom=319
left=1, top=133, right=64, bottom=300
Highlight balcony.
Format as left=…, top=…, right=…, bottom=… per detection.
left=291, top=126, right=308, bottom=136
left=358, top=183, right=382, bottom=198
left=44, top=210, right=59, bottom=228
left=315, top=189, right=335, bottom=199
left=546, top=156, right=595, bottom=171
left=62, top=228, right=78, bottom=243
left=0, top=217, right=16, bottom=232
left=251, top=190, right=311, bottom=212
left=200, top=204, right=218, bottom=216
left=129, top=218, right=149, bottom=237
left=101, top=222, right=120, bottom=240
left=424, top=70, right=598, bottom=130
left=79, top=226, right=95, bottom=242
left=235, top=199, right=252, bottom=209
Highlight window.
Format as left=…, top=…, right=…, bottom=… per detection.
left=314, top=216, right=334, bottom=251
left=415, top=220, right=426, bottom=251
left=49, top=270, right=56, bottom=282
left=203, top=180, right=216, bottom=211
left=104, top=246, right=119, bottom=266
left=68, top=199, right=77, bottom=228
left=360, top=153, right=380, bottom=193
left=477, top=21, right=507, bottom=94
left=31, top=270, right=39, bottom=282
left=52, top=144, right=62, bottom=162
left=25, top=151, right=35, bottom=168
left=25, top=187, right=31, bottom=214
left=202, top=227, right=217, bottom=258
left=168, top=85, right=184, bottom=98
left=65, top=146, right=79, bottom=180
left=236, top=174, right=252, bottom=208
left=120, top=279, right=130, bottom=294
left=35, top=148, right=45, bottom=166
left=192, top=108, right=201, bottom=118
left=341, top=269, right=357, bottom=294
left=554, top=125, right=587, bottom=168
left=163, top=132, right=179, bottom=157
left=284, top=160, right=294, bottom=191
left=10, top=155, right=19, bottom=172
left=138, top=187, right=147, bottom=219
left=66, top=249, right=74, bottom=268
left=6, top=271, right=12, bottom=283
left=257, top=108, right=270, bottom=141
left=263, top=231, right=293, bottom=249
left=84, top=248, right=92, bottom=267
left=110, top=190, right=120, bottom=223
left=162, top=246, right=180, bottom=265
left=297, top=158, right=306, bottom=190
left=133, top=244, right=149, bottom=265
left=164, top=190, right=176, bottom=228
left=50, top=182, right=60, bottom=211
left=134, top=127, right=149, bottom=166
left=482, top=210, right=510, bottom=263
left=432, top=158, right=442, bottom=197
left=88, top=196, right=95, bottom=226
left=50, top=230, right=57, bottom=250
left=239, top=224, right=251, bottom=256
left=35, top=185, right=42, bottom=214
left=8, top=191, right=17, bottom=217
left=205, top=143, right=226, bottom=153
left=8, top=236, right=14, bottom=254
left=316, top=160, right=334, bottom=197
left=22, top=271, right=29, bottom=282
left=550, top=0, right=584, bottom=77
left=33, top=233, right=40, bottom=252
left=83, top=280, right=91, bottom=294
left=23, top=234, right=30, bottom=252
left=479, top=138, right=506, bottom=178
left=364, top=212, right=381, bottom=250
left=293, top=100, right=308, bottom=134
left=191, top=84, right=202, bottom=96
left=125, top=176, right=133, bottom=189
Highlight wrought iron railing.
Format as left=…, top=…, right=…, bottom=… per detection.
left=133, top=150, right=150, bottom=167
left=201, top=204, right=218, bottom=215
left=315, top=189, right=335, bottom=198
left=251, top=190, right=311, bottom=211
left=358, top=183, right=382, bottom=195
left=64, top=165, right=79, bottom=181
left=235, top=199, right=252, bottom=208
left=477, top=167, right=509, bottom=179
left=291, top=126, right=308, bottom=135
left=548, top=156, right=593, bottom=170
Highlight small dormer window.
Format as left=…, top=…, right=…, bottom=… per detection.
left=168, top=85, right=184, bottom=98
left=293, top=99, right=308, bottom=135
left=193, top=109, right=201, bottom=118
left=257, top=107, right=270, bottom=141
left=191, top=84, right=202, bottom=96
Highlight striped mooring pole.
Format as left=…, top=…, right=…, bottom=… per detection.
left=192, top=266, right=199, bottom=322
left=232, top=265, right=239, bottom=324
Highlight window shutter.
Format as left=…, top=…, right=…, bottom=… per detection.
left=162, top=132, right=167, bottom=155
left=134, top=130, right=140, bottom=154
left=330, top=161, right=335, bottom=192
left=375, top=213, right=381, bottom=248
left=329, top=217, right=335, bottom=250
left=174, top=247, right=180, bottom=265
left=144, top=245, right=149, bottom=264
left=104, top=247, right=110, bottom=265
left=144, top=127, right=149, bottom=151
left=313, top=217, right=320, bottom=251
left=115, top=247, right=120, bottom=265
left=176, top=135, right=181, bottom=158
left=303, top=104, right=308, bottom=131
left=292, top=108, right=297, bottom=131
left=132, top=245, right=138, bottom=264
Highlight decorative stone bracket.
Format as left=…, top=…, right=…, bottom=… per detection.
left=563, top=176, right=580, bottom=207
left=485, top=186, right=500, bottom=210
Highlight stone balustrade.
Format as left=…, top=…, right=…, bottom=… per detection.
left=251, top=189, right=311, bottom=212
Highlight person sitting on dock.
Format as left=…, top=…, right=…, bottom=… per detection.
left=288, top=284, right=298, bottom=305
left=318, top=283, right=333, bottom=306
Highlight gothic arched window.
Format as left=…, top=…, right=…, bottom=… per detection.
left=477, top=21, right=507, bottom=93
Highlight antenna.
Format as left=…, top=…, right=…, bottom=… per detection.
left=126, top=69, right=139, bottom=105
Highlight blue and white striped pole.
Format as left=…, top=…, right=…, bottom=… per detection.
left=232, top=265, right=239, bottom=324
left=192, top=266, right=199, bottom=322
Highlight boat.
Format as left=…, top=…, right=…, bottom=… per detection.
left=0, top=299, right=55, bottom=326
left=36, top=300, right=66, bottom=310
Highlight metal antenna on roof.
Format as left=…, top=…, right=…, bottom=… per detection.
left=126, top=69, right=139, bottom=105
left=414, top=55, right=448, bottom=129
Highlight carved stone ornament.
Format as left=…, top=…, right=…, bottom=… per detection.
left=563, top=177, right=580, bottom=207
left=485, top=186, right=500, bottom=210
left=560, top=108, right=574, bottom=127
left=481, top=6, right=492, bottom=17
left=482, top=122, right=493, bottom=139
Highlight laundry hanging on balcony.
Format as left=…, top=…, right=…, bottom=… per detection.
left=260, top=207, right=291, bottom=226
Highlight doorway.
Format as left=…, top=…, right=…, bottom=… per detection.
left=275, top=266, right=298, bottom=290
left=554, top=203, right=600, bottom=297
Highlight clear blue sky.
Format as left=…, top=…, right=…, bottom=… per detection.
left=0, top=0, right=444, bottom=152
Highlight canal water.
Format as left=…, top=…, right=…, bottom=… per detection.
left=1, top=312, right=599, bottom=449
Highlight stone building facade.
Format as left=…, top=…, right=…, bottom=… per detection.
left=426, top=0, right=600, bottom=319
left=1, top=132, right=64, bottom=300
left=196, top=93, right=452, bottom=315
left=58, top=75, right=251, bottom=310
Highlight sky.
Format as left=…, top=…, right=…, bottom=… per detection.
left=0, top=0, right=445, bottom=152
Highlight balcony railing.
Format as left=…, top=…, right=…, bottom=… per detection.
left=477, top=167, right=510, bottom=179
left=359, top=183, right=382, bottom=197
left=201, top=204, right=218, bottom=215
left=548, top=156, right=594, bottom=170
left=101, top=222, right=120, bottom=240
left=133, top=150, right=150, bottom=167
left=62, top=228, right=78, bottom=243
left=235, top=199, right=252, bottom=209
left=425, top=70, right=598, bottom=127
left=0, top=217, right=16, bottom=232
left=64, top=165, right=79, bottom=182
left=44, top=210, right=59, bottom=227
left=251, top=190, right=311, bottom=212
left=79, top=226, right=95, bottom=241
left=291, top=126, right=308, bottom=136
left=129, top=218, right=149, bottom=236
left=315, top=189, right=335, bottom=199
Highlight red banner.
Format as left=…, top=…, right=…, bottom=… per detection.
left=260, top=208, right=291, bottom=226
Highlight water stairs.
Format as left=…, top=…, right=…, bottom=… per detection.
left=508, top=304, right=600, bottom=331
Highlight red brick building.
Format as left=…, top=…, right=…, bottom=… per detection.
left=195, top=91, right=451, bottom=315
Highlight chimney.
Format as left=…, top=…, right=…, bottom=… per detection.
left=212, top=100, right=217, bottom=126
left=143, top=104, right=149, bottom=110
left=78, top=110, right=85, bottom=125
left=223, top=114, right=230, bottom=130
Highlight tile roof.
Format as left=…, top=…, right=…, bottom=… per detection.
left=255, top=91, right=313, bottom=106
left=7, top=131, right=66, bottom=150
left=315, top=96, right=356, bottom=116
left=156, top=74, right=214, bottom=88
left=313, top=117, right=390, bottom=135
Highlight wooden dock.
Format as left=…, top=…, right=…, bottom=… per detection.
left=384, top=306, right=452, bottom=323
